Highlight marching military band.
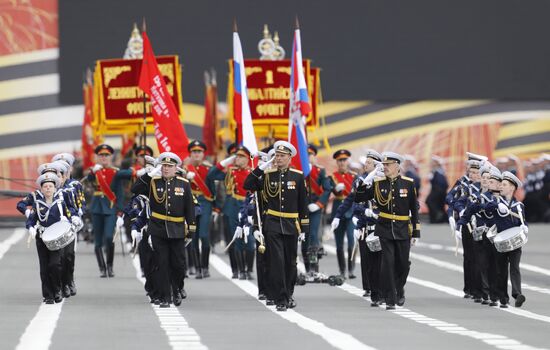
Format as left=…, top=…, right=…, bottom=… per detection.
left=17, top=140, right=539, bottom=313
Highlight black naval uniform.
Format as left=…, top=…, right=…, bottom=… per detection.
left=132, top=173, right=196, bottom=306
left=244, top=166, right=309, bottom=309
left=355, top=175, right=420, bottom=308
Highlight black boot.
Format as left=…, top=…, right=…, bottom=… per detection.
left=245, top=250, right=255, bottom=280
left=336, top=249, right=346, bottom=278
left=201, top=247, right=210, bottom=278
left=347, top=247, right=356, bottom=279
left=106, top=243, right=115, bottom=277
left=235, top=250, right=246, bottom=279
left=94, top=247, right=107, bottom=278
left=194, top=245, right=203, bottom=279
left=302, top=251, right=311, bottom=273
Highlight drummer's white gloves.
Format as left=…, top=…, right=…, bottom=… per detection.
left=521, top=224, right=529, bottom=234
left=28, top=226, right=36, bottom=240
left=298, top=232, right=306, bottom=242
left=131, top=229, right=142, bottom=244
left=247, top=216, right=254, bottom=225
left=186, top=171, right=196, bottom=180
left=136, top=168, right=147, bottom=177
left=334, top=183, right=345, bottom=193
left=220, top=155, right=236, bottom=168
left=353, top=229, right=363, bottom=241
left=116, top=215, right=124, bottom=230
left=448, top=216, right=456, bottom=232
left=331, top=218, right=340, bottom=232
left=234, top=226, right=243, bottom=240
left=243, top=226, right=250, bottom=244
left=78, top=208, right=83, bottom=217
left=211, top=211, right=219, bottom=222
left=24, top=208, right=31, bottom=218
left=148, top=165, right=162, bottom=177
left=148, top=235, right=153, bottom=250
left=308, top=203, right=321, bottom=213
left=459, top=209, right=465, bottom=218
left=352, top=216, right=359, bottom=226
left=92, top=164, right=103, bottom=173
left=455, top=229, right=462, bottom=240
left=259, top=158, right=274, bottom=171
left=365, top=208, right=378, bottom=219
left=411, top=237, right=419, bottom=246
left=362, top=166, right=381, bottom=187
left=71, top=216, right=82, bottom=228
left=498, top=203, right=510, bottom=215
left=253, top=230, right=264, bottom=243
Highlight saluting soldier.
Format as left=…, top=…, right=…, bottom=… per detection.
left=184, top=140, right=216, bottom=279
left=87, top=144, right=135, bottom=278
left=355, top=151, right=420, bottom=310
left=244, top=141, right=309, bottom=311
left=131, top=152, right=196, bottom=308
left=330, top=149, right=357, bottom=278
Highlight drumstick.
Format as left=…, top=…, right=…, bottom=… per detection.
left=224, top=234, right=238, bottom=252
left=27, top=234, right=31, bottom=248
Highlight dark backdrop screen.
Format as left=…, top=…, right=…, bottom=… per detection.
left=59, top=0, right=550, bottom=104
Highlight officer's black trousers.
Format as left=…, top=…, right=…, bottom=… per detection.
left=496, top=247, right=522, bottom=304
left=358, top=239, right=370, bottom=291
left=265, top=231, right=297, bottom=305
left=360, top=238, right=382, bottom=301
left=139, top=233, right=159, bottom=298
left=379, top=238, right=410, bottom=306
left=61, top=239, right=75, bottom=287
left=461, top=226, right=478, bottom=296
left=256, top=240, right=268, bottom=295
left=151, top=236, right=187, bottom=304
left=36, top=237, right=62, bottom=299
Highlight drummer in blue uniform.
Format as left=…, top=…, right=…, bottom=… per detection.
left=26, top=173, right=77, bottom=304
left=486, top=171, right=527, bottom=308
left=87, top=144, right=135, bottom=278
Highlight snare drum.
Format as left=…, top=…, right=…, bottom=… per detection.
left=366, top=233, right=381, bottom=252
left=493, top=226, right=527, bottom=253
left=486, top=225, right=497, bottom=243
left=472, top=225, right=486, bottom=242
left=41, top=221, right=75, bottom=251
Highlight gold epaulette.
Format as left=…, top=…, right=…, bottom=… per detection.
left=152, top=176, right=162, bottom=180
left=374, top=177, right=386, bottom=182
left=176, top=176, right=189, bottom=182
left=401, top=176, right=414, bottom=182
left=289, top=168, right=303, bottom=174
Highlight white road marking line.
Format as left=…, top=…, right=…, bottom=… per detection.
left=416, top=241, right=550, bottom=277
left=324, top=244, right=550, bottom=325
left=15, top=300, right=64, bottom=350
left=0, top=228, right=26, bottom=261
left=410, top=251, right=550, bottom=296
left=209, top=254, right=376, bottom=350
left=337, top=281, right=545, bottom=350
left=131, top=256, right=207, bottom=350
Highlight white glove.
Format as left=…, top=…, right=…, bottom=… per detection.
left=335, top=183, right=345, bottom=192
left=234, top=226, right=243, bottom=239
left=498, top=203, right=510, bottom=215
left=364, top=208, right=378, bottom=219
left=247, top=216, right=254, bottom=225
left=148, top=165, right=162, bottom=177
left=521, top=224, right=529, bottom=234
left=186, top=171, right=196, bottom=180
left=25, top=208, right=31, bottom=218
left=92, top=164, right=103, bottom=173
left=136, top=168, right=147, bottom=177
left=308, top=203, right=321, bottom=213
left=116, top=215, right=124, bottom=230
left=331, top=218, right=340, bottom=232
left=237, top=212, right=242, bottom=221
left=353, top=229, right=363, bottom=241
left=211, top=211, right=219, bottom=222
left=362, top=168, right=378, bottom=186
left=220, top=155, right=236, bottom=167
left=455, top=229, right=462, bottom=240
left=28, top=227, right=36, bottom=240
left=259, top=158, right=274, bottom=171
left=448, top=216, right=456, bottom=233
left=459, top=209, right=465, bottom=218
left=243, top=226, right=250, bottom=244
left=411, top=237, right=419, bottom=246
left=131, top=229, right=143, bottom=244
left=71, top=216, right=83, bottom=230
left=253, top=230, right=264, bottom=242
left=148, top=235, right=153, bottom=250
left=352, top=216, right=359, bottom=226
left=78, top=208, right=83, bottom=217
left=298, top=232, right=306, bottom=242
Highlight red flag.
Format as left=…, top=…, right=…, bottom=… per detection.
left=202, top=71, right=218, bottom=156
left=81, top=71, right=95, bottom=169
left=138, top=31, right=189, bottom=159
left=121, top=133, right=136, bottom=157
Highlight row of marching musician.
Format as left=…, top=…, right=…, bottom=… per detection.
left=17, top=154, right=85, bottom=304
left=447, top=152, right=528, bottom=308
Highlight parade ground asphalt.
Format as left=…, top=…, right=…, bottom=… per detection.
left=1, top=224, right=549, bottom=350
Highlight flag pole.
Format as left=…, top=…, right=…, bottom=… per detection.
left=141, top=17, right=148, bottom=148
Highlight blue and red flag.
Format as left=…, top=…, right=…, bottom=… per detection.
left=288, top=24, right=312, bottom=176
left=233, top=28, right=258, bottom=156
